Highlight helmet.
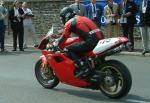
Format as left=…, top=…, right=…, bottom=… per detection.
left=60, top=7, right=76, bottom=24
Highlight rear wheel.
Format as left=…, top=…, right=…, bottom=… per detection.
left=99, top=60, right=132, bottom=99
left=35, top=59, right=59, bottom=89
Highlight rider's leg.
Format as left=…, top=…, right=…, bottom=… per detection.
left=64, top=37, right=99, bottom=78
left=63, top=48, right=91, bottom=78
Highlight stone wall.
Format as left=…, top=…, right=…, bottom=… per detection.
left=5, top=0, right=74, bottom=35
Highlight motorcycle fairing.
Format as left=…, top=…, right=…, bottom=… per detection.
left=60, top=37, right=82, bottom=49
left=93, top=37, right=128, bottom=55
left=60, top=37, right=128, bottom=57
left=41, top=50, right=90, bottom=87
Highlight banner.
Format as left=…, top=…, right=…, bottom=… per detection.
left=82, top=0, right=140, bottom=25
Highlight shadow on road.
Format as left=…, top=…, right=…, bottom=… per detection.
left=51, top=88, right=150, bottom=103
left=123, top=94, right=150, bottom=103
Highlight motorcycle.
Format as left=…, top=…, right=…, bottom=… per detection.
left=35, top=26, right=132, bottom=99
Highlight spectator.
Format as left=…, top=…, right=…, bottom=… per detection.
left=86, top=0, right=103, bottom=27
left=118, top=0, right=138, bottom=52
left=104, top=0, right=119, bottom=37
left=0, top=0, right=7, bottom=52
left=70, top=0, right=87, bottom=16
left=22, top=2, right=38, bottom=49
left=9, top=0, right=24, bottom=51
left=139, top=0, right=150, bottom=55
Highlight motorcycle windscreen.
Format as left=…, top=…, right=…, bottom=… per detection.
left=37, top=38, right=48, bottom=50
left=93, top=37, right=128, bottom=54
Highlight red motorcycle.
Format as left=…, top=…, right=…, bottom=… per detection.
left=35, top=27, right=132, bottom=99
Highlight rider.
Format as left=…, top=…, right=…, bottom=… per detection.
left=55, top=7, right=103, bottom=78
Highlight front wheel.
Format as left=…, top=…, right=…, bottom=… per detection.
left=35, top=59, right=59, bottom=89
left=99, top=60, right=132, bottom=99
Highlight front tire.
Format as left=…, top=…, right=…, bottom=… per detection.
left=99, top=60, right=132, bottom=99
left=35, top=59, right=59, bottom=89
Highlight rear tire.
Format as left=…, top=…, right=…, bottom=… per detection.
left=35, top=59, right=59, bottom=89
left=99, top=60, right=132, bottom=99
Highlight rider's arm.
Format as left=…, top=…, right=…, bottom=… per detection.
left=57, top=22, right=72, bottom=49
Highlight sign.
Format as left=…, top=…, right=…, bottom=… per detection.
left=82, top=0, right=140, bottom=25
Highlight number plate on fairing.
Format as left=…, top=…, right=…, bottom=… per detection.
left=93, top=38, right=121, bottom=54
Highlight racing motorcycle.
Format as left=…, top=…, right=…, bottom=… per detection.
left=35, top=26, right=132, bottom=99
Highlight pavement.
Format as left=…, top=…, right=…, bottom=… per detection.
left=3, top=34, right=150, bottom=56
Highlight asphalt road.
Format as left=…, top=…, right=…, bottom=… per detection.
left=0, top=48, right=150, bottom=103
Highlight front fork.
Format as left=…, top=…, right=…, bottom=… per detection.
left=40, top=55, right=54, bottom=80
left=40, top=55, right=48, bottom=69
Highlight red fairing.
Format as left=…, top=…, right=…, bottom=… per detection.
left=59, top=37, right=96, bottom=57
left=60, top=37, right=82, bottom=49
left=42, top=51, right=90, bottom=87
left=119, top=37, right=128, bottom=43
left=84, top=51, right=96, bottom=57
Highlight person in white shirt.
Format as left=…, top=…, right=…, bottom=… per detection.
left=104, top=0, right=119, bottom=37
left=22, top=2, right=38, bottom=48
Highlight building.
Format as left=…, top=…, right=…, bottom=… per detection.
left=5, top=0, right=74, bottom=35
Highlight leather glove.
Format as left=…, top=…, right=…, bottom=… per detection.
left=53, top=39, right=59, bottom=47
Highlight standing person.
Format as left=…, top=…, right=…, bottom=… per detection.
left=139, top=0, right=150, bottom=55
left=104, top=0, right=119, bottom=37
left=22, top=2, right=38, bottom=49
left=118, top=0, right=138, bottom=52
left=70, top=0, right=87, bottom=16
left=0, top=0, right=7, bottom=52
left=9, top=0, right=24, bottom=51
left=86, top=0, right=103, bottom=27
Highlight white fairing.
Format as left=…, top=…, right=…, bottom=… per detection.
left=93, top=38, right=121, bottom=54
